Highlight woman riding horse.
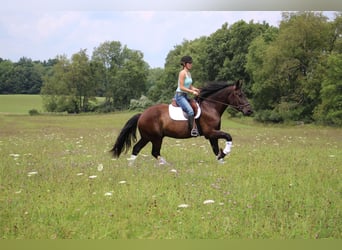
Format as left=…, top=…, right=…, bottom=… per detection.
left=111, top=80, right=253, bottom=165
left=174, top=55, right=200, bottom=137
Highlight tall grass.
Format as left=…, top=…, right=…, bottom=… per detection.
left=0, top=113, right=341, bottom=239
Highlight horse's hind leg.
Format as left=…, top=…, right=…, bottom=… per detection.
left=127, top=138, right=149, bottom=165
left=132, top=138, right=149, bottom=156
left=151, top=138, right=162, bottom=159
left=151, top=138, right=170, bottom=166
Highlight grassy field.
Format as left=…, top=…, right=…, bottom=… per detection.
left=0, top=95, right=44, bottom=114
left=0, top=97, right=341, bottom=239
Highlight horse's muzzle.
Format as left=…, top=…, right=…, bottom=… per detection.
left=244, top=109, right=253, bottom=116
left=241, top=105, right=253, bottom=116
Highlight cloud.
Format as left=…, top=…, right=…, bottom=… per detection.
left=0, top=11, right=336, bottom=68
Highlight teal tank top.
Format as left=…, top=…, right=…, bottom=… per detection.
left=176, top=73, right=192, bottom=92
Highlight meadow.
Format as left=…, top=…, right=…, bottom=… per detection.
left=0, top=96, right=341, bottom=239
left=0, top=94, right=44, bottom=114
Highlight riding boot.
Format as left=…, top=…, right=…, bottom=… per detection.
left=188, top=115, right=199, bottom=137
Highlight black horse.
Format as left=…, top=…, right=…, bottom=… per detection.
left=111, top=80, right=253, bottom=165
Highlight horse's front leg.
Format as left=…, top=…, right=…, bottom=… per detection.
left=207, top=130, right=233, bottom=161
left=209, top=138, right=219, bottom=155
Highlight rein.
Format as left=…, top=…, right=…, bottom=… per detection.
left=197, top=96, right=250, bottom=111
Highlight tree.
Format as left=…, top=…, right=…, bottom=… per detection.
left=246, top=27, right=279, bottom=110
left=0, top=59, right=14, bottom=94
left=69, top=49, right=94, bottom=112
left=41, top=55, right=72, bottom=112
left=249, top=11, right=335, bottom=122
left=0, top=57, right=44, bottom=94
left=91, top=41, right=123, bottom=105
left=91, top=41, right=148, bottom=110
left=205, top=23, right=231, bottom=81
left=146, top=67, right=164, bottom=102
left=113, top=48, right=149, bottom=109
left=314, top=55, right=342, bottom=126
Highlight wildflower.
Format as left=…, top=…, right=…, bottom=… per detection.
left=104, top=192, right=113, bottom=196
left=178, top=204, right=189, bottom=208
left=118, top=180, right=126, bottom=184
left=170, top=169, right=177, bottom=173
left=97, top=163, right=104, bottom=171
left=89, top=175, right=97, bottom=179
left=76, top=173, right=84, bottom=176
left=203, top=199, right=215, bottom=205
left=27, top=171, right=38, bottom=177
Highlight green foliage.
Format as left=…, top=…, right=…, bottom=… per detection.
left=129, top=95, right=154, bottom=111
left=254, top=109, right=284, bottom=123
left=28, top=109, right=40, bottom=116
left=0, top=57, right=46, bottom=94
left=248, top=11, right=341, bottom=125
left=146, top=68, right=164, bottom=102
left=205, top=23, right=230, bottom=81
left=91, top=41, right=149, bottom=110
left=314, top=53, right=342, bottom=125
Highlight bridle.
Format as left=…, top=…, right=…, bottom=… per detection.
left=197, top=95, right=251, bottom=112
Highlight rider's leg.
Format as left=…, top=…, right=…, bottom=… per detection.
left=175, top=93, right=198, bottom=136
left=188, top=115, right=198, bottom=136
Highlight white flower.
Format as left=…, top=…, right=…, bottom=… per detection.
left=104, top=192, right=113, bottom=196
left=203, top=199, right=215, bottom=204
left=178, top=204, right=189, bottom=208
left=118, top=180, right=126, bottom=184
left=89, top=175, right=97, bottom=179
left=27, top=171, right=38, bottom=177
left=76, top=173, right=84, bottom=176
left=170, top=169, right=177, bottom=173
left=97, top=163, right=104, bottom=171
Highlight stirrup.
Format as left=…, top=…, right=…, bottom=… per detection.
left=191, top=128, right=199, bottom=137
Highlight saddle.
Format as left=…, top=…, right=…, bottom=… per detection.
left=169, top=98, right=201, bottom=121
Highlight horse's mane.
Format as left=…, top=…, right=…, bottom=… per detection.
left=198, top=81, right=232, bottom=99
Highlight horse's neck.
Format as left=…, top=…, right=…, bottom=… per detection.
left=202, top=87, right=231, bottom=115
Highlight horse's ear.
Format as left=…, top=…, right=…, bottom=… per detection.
left=235, top=79, right=242, bottom=90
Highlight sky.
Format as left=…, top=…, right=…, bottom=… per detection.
left=0, top=1, right=339, bottom=68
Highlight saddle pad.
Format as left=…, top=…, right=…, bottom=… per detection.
left=168, top=103, right=201, bottom=121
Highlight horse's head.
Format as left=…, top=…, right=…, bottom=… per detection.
left=229, top=80, right=253, bottom=116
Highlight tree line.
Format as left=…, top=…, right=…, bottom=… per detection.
left=0, top=11, right=341, bottom=126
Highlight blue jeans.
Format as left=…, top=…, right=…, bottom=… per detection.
left=174, top=92, right=194, bottom=116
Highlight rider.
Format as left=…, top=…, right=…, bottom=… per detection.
left=174, top=55, right=200, bottom=137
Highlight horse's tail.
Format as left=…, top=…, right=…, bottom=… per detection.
left=110, top=113, right=141, bottom=158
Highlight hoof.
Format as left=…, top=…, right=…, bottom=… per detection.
left=216, top=149, right=226, bottom=160
left=218, top=158, right=225, bottom=164
left=127, top=155, right=137, bottom=167
left=157, top=156, right=171, bottom=166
